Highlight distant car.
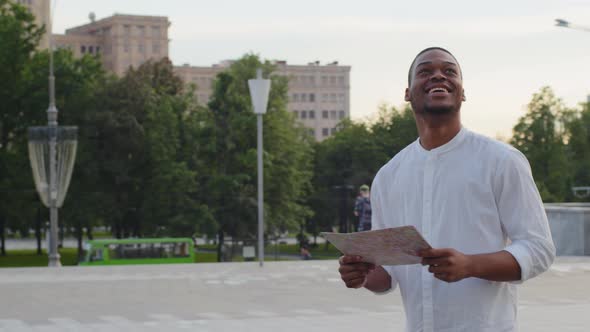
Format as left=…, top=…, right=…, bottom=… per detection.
left=79, top=237, right=195, bottom=266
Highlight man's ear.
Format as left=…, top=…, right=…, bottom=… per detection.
left=462, top=89, right=466, bottom=101
left=404, top=88, right=410, bottom=102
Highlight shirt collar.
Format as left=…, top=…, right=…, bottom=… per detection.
left=415, top=126, right=468, bottom=156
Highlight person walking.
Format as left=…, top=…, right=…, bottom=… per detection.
left=354, top=184, right=372, bottom=232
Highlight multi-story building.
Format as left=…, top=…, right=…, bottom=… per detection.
left=175, top=60, right=350, bottom=141
left=18, top=2, right=350, bottom=140
left=53, top=14, right=170, bottom=76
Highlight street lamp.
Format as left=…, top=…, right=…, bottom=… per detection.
left=27, top=16, right=78, bottom=267
left=555, top=18, right=590, bottom=32
left=248, top=68, right=271, bottom=267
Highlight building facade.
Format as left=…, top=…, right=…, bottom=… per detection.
left=175, top=60, right=351, bottom=141
left=19, top=2, right=350, bottom=140
left=53, top=14, right=170, bottom=76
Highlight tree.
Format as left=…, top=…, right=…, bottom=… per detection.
left=0, top=0, right=44, bottom=255
left=201, top=54, right=314, bottom=261
left=310, top=104, right=418, bottom=238
left=511, top=87, right=572, bottom=202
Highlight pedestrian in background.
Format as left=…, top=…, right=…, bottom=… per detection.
left=354, top=184, right=372, bottom=232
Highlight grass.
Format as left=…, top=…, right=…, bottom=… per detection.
left=0, top=243, right=341, bottom=267
left=0, top=248, right=79, bottom=267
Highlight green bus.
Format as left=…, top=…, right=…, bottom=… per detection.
left=79, top=238, right=195, bottom=266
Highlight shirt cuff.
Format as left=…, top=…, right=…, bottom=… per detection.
left=503, top=243, right=531, bottom=284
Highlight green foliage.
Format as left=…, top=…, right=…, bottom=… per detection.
left=310, top=104, right=418, bottom=234
left=511, top=87, right=573, bottom=201
left=0, top=1, right=46, bottom=245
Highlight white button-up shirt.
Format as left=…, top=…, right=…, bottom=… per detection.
left=371, top=127, right=555, bottom=332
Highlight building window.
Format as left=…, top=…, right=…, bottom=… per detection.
left=309, top=93, right=315, bottom=102
left=301, top=93, right=307, bottom=102
left=152, top=43, right=160, bottom=54
left=322, top=94, right=329, bottom=103
left=330, top=110, right=337, bottom=119
left=88, top=46, right=94, bottom=54
left=152, top=26, right=161, bottom=37
left=124, top=42, right=130, bottom=53
left=301, top=110, right=307, bottom=119
left=293, top=110, right=299, bottom=118
left=309, top=110, right=315, bottom=119
left=123, top=25, right=131, bottom=35
left=308, top=129, right=315, bottom=137
left=292, top=94, right=299, bottom=102
left=339, top=111, right=346, bottom=119
left=338, top=76, right=345, bottom=85
left=322, top=128, right=329, bottom=137
left=321, top=76, right=328, bottom=85
left=138, top=44, right=145, bottom=53
left=330, top=76, right=336, bottom=85
left=96, top=46, right=100, bottom=54
left=339, top=93, right=345, bottom=103
left=137, top=25, right=145, bottom=36
left=330, top=93, right=337, bottom=103
left=80, top=45, right=86, bottom=53
left=330, top=128, right=337, bottom=135
left=322, top=110, right=329, bottom=119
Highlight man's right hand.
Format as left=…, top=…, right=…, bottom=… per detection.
left=338, top=255, right=375, bottom=289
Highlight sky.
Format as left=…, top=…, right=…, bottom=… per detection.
left=51, top=0, right=590, bottom=139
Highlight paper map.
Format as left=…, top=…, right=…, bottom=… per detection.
left=321, top=226, right=431, bottom=266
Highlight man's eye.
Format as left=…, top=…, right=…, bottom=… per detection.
left=445, top=69, right=457, bottom=75
left=418, top=69, right=431, bottom=75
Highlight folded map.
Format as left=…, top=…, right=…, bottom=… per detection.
left=321, top=226, right=431, bottom=266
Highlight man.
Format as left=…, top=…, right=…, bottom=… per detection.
left=338, top=47, right=555, bottom=332
left=354, top=184, right=372, bottom=231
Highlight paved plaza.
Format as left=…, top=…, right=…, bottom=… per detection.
left=1, top=257, right=589, bottom=331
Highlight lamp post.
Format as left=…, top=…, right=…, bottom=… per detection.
left=248, top=69, right=271, bottom=267
left=555, top=19, right=590, bottom=32
left=27, top=14, right=78, bottom=267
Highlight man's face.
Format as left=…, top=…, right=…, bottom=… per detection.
left=405, top=49, right=465, bottom=115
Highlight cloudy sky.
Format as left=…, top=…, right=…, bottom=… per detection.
left=52, top=0, right=590, bottom=139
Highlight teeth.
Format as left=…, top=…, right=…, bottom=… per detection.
left=429, top=87, right=448, bottom=94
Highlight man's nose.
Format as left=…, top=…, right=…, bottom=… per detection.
left=430, top=70, right=446, bottom=81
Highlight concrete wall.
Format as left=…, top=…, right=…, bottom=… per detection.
left=545, top=203, right=590, bottom=256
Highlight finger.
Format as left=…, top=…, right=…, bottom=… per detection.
left=345, top=276, right=367, bottom=288
left=339, top=255, right=364, bottom=265
left=338, top=262, right=373, bottom=274
left=419, top=248, right=454, bottom=258
left=428, top=265, right=452, bottom=274
left=421, top=257, right=448, bottom=266
left=341, top=270, right=369, bottom=281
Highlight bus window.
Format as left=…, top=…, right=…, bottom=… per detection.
left=90, top=249, right=103, bottom=262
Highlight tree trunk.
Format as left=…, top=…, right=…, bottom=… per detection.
left=217, top=230, right=224, bottom=262
left=86, top=227, right=93, bottom=240
left=35, top=207, right=42, bottom=255
left=76, top=220, right=83, bottom=261
left=0, top=215, right=5, bottom=256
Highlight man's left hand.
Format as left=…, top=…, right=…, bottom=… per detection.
left=419, top=248, right=473, bottom=283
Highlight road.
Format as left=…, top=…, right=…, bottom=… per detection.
left=1, top=257, right=589, bottom=331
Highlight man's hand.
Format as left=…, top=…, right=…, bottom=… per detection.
left=338, top=255, right=375, bottom=288
left=419, top=248, right=473, bottom=283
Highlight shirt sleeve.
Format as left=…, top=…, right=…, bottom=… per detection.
left=493, top=149, right=556, bottom=282
left=369, top=172, right=398, bottom=294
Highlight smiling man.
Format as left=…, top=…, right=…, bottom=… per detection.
left=338, top=47, right=555, bottom=332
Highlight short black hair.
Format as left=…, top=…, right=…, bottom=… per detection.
left=407, top=47, right=461, bottom=86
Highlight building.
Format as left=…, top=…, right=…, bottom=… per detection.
left=53, top=14, right=170, bottom=76
left=175, top=60, right=350, bottom=141
left=18, top=2, right=350, bottom=140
